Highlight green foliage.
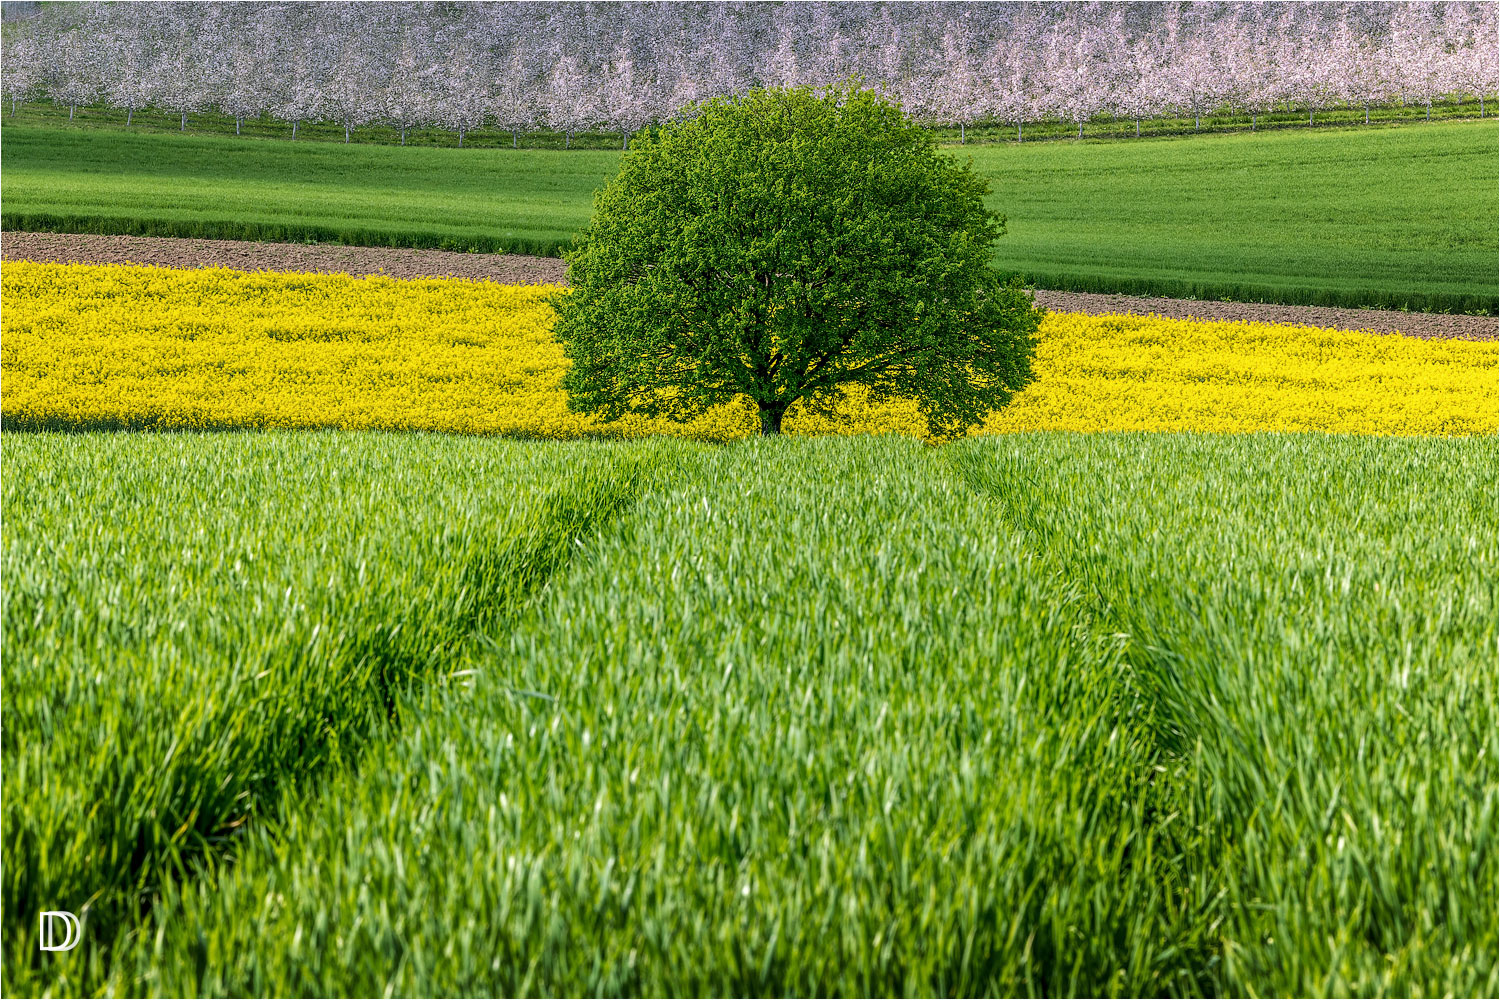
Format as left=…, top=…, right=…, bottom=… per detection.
left=554, top=85, right=1042, bottom=438
left=3, top=430, right=1493, bottom=996
left=3, top=120, right=1495, bottom=312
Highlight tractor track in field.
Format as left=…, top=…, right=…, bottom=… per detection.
left=4, top=230, right=1495, bottom=342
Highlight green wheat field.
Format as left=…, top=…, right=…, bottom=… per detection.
left=3, top=431, right=1494, bottom=996
left=3, top=120, right=1495, bottom=311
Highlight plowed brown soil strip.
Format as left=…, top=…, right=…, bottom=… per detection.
left=1, top=231, right=566, bottom=285
left=4, top=231, right=1494, bottom=341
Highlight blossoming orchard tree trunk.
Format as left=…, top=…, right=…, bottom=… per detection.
left=552, top=85, right=1042, bottom=441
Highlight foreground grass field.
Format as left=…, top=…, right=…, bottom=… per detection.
left=3, top=121, right=1495, bottom=311
left=2, top=431, right=1494, bottom=997
left=4, top=262, right=1494, bottom=439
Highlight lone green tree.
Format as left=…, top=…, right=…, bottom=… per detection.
left=553, top=84, right=1043, bottom=439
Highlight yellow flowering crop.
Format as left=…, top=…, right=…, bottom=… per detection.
left=988, top=311, right=1496, bottom=437
left=2, top=261, right=1493, bottom=440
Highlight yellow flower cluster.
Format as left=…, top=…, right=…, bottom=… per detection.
left=2, top=261, right=1493, bottom=440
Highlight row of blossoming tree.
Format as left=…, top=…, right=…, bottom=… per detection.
left=2, top=1, right=1494, bottom=147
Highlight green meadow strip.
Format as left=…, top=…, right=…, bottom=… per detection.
left=0, top=431, right=672, bottom=994
left=0, top=213, right=570, bottom=259
left=6, top=95, right=1490, bottom=152
left=4, top=122, right=1495, bottom=313
left=1001, top=268, right=1498, bottom=316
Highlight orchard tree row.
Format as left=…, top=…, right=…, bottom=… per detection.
left=2, top=1, right=1494, bottom=147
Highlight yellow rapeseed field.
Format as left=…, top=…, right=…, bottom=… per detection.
left=2, top=261, right=1494, bottom=439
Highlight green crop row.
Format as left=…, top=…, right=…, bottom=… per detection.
left=0, top=214, right=567, bottom=257
left=3, top=431, right=1494, bottom=997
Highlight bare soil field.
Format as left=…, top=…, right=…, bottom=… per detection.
left=1029, top=289, right=1497, bottom=342
left=5, top=231, right=1494, bottom=341
left=1, top=232, right=567, bottom=286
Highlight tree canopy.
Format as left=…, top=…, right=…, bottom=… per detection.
left=554, top=84, right=1044, bottom=438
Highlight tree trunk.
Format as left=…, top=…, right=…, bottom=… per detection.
left=1017, top=121, right=1022, bottom=142
left=622, top=130, right=628, bottom=150
left=236, top=116, right=242, bottom=135
left=69, top=104, right=76, bottom=121
left=565, top=130, right=571, bottom=149
left=960, top=121, right=965, bottom=143
left=9, top=98, right=16, bottom=116
left=1135, top=118, right=1140, bottom=137
left=458, top=126, right=465, bottom=148
left=400, top=125, right=407, bottom=145
left=127, top=107, right=133, bottom=125
left=1426, top=100, right=1431, bottom=121
left=292, top=120, right=299, bottom=139
left=1251, top=112, right=1256, bottom=131
left=344, top=123, right=351, bottom=143
left=1077, top=121, right=1083, bottom=139
left=1309, top=107, right=1314, bottom=126
left=180, top=111, right=187, bottom=131
left=1481, top=96, right=1485, bottom=119
left=1194, top=113, right=1200, bottom=130
left=758, top=403, right=785, bottom=436
left=512, top=130, right=518, bottom=149
left=1364, top=104, right=1370, bottom=124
